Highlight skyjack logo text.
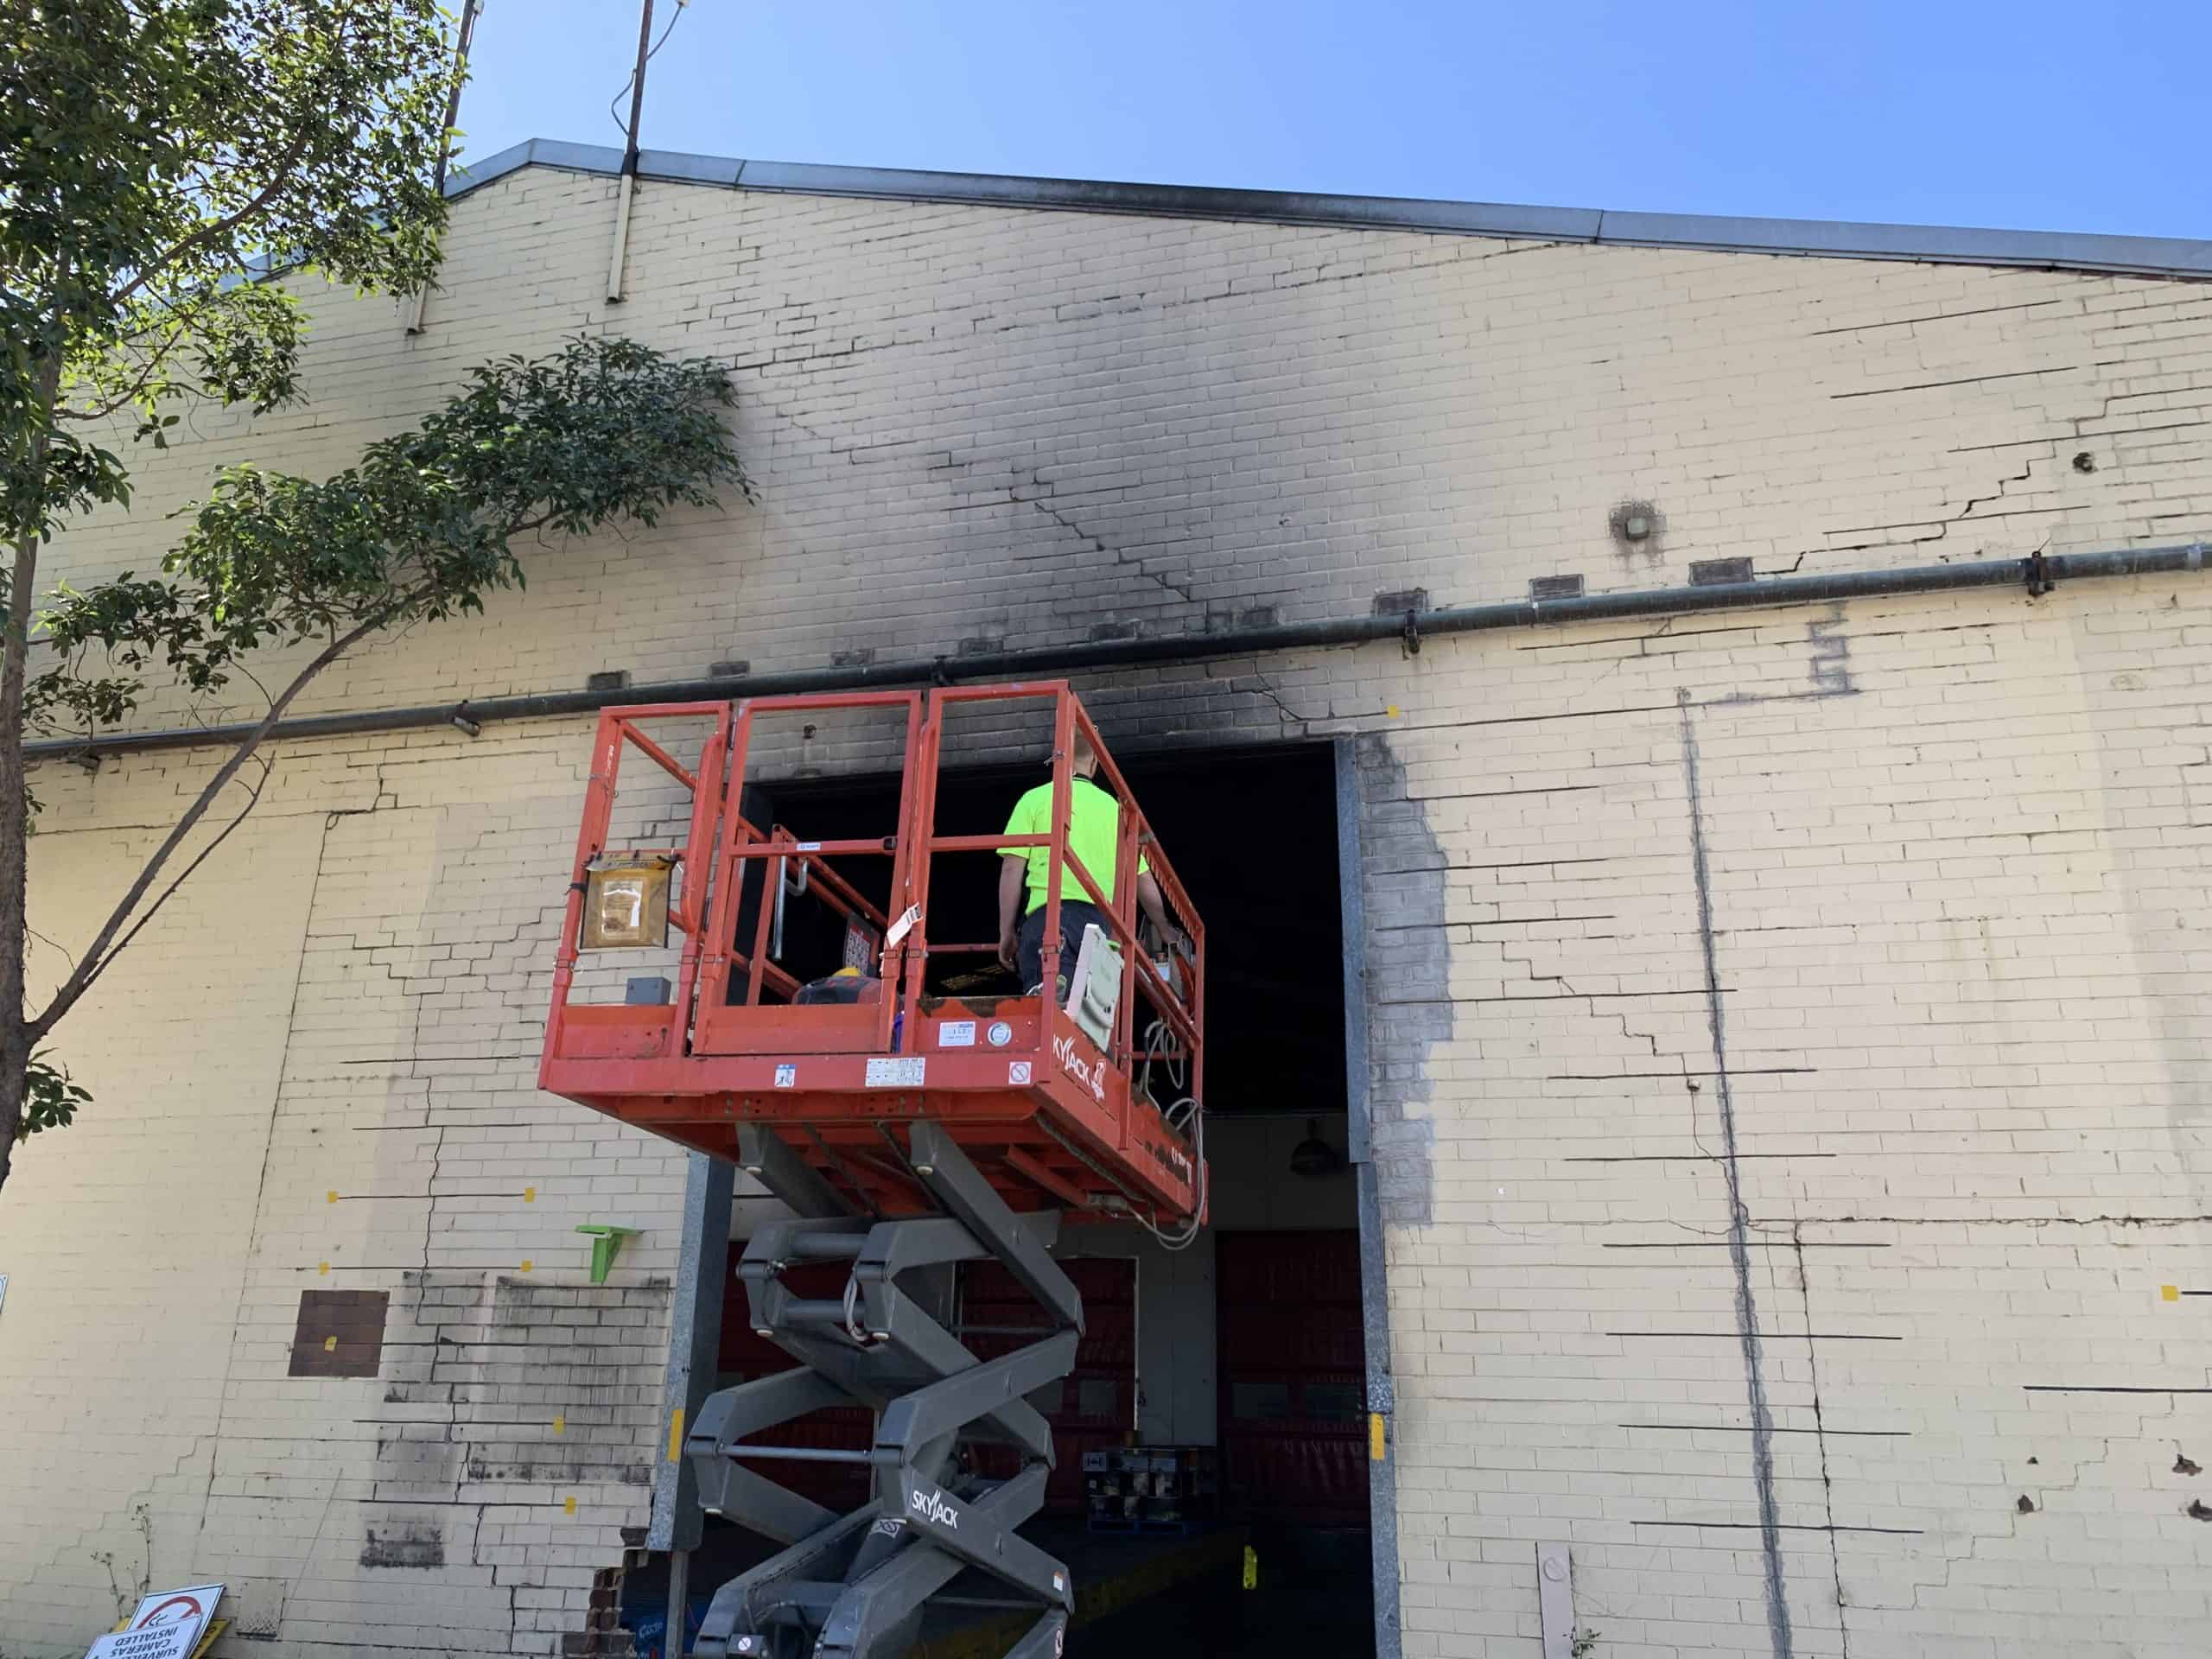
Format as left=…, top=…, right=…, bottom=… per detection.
left=1052, top=1033, right=1105, bottom=1101
left=908, top=1488, right=959, bottom=1529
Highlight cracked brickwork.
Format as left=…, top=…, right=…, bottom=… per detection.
left=2, top=165, right=2209, bottom=1657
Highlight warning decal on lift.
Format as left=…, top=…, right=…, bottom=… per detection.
left=865, top=1057, right=926, bottom=1088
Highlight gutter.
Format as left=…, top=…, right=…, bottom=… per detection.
left=447, top=140, right=2212, bottom=283
left=23, top=541, right=2208, bottom=764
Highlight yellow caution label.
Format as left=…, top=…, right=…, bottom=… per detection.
left=524, top=1186, right=537, bottom=1204
left=2163, top=1284, right=2181, bottom=1302
left=553, top=1414, right=566, bottom=1437
left=326, top=1191, right=337, bottom=1204
left=1241, top=1544, right=1258, bottom=1592
left=519, top=1259, right=533, bottom=1274
left=323, top=1336, right=336, bottom=1352
left=564, top=1496, right=577, bottom=1516
left=1370, top=1411, right=1387, bottom=1462
left=318, top=1262, right=329, bottom=1275
left=669, top=1407, right=685, bottom=1462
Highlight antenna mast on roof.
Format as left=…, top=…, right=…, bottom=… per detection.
left=608, top=0, right=683, bottom=302
left=405, top=0, right=484, bottom=334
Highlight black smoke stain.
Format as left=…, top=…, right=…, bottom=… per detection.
left=1679, top=690, right=1795, bottom=1659
left=1350, top=733, right=1446, bottom=1225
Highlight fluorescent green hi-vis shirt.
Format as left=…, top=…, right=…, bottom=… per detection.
left=1003, top=777, right=1147, bottom=915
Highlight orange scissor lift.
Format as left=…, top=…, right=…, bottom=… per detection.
left=539, top=683, right=1205, bottom=1659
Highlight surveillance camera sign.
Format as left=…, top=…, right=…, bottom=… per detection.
left=83, top=1585, right=224, bottom=1659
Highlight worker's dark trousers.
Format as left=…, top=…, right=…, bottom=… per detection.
left=1016, top=900, right=1104, bottom=995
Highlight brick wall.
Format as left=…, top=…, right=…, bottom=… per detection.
left=2, top=164, right=2206, bottom=1656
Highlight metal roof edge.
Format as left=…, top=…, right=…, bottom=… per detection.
left=443, top=141, right=2212, bottom=282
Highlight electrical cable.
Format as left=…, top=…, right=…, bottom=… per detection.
left=607, top=0, right=691, bottom=139
left=1134, top=1016, right=1205, bottom=1251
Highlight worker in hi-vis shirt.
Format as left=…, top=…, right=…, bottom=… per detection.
left=996, top=735, right=1181, bottom=997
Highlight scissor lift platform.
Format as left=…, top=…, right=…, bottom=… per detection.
left=538, top=683, right=1205, bottom=1227
left=538, top=683, right=1206, bottom=1659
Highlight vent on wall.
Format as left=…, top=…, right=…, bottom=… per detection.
left=1529, top=575, right=1585, bottom=601
left=1372, top=588, right=1430, bottom=615
left=1688, top=557, right=1756, bottom=587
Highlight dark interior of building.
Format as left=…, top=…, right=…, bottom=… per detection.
left=625, top=741, right=1374, bottom=1659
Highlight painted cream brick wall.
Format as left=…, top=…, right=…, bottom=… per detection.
left=2, top=164, right=2207, bottom=1656
left=1341, top=579, right=2211, bottom=1659
left=38, top=165, right=2212, bottom=728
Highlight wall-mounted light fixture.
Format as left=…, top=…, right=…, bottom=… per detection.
left=1289, top=1118, right=1345, bottom=1180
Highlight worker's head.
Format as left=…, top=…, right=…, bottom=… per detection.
left=1068, top=735, right=1099, bottom=778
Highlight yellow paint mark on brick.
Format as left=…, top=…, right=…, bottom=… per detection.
left=2163, top=1284, right=2181, bottom=1302
left=323, top=1336, right=337, bottom=1353
left=668, top=1408, right=685, bottom=1463
left=563, top=1496, right=577, bottom=1516
left=318, top=1262, right=330, bottom=1275
left=1385, top=704, right=1400, bottom=718
left=519, top=1259, right=533, bottom=1274
left=553, top=1414, right=566, bottom=1437
left=1369, top=1411, right=1387, bottom=1462
left=326, top=1190, right=338, bottom=1204
left=524, top=1185, right=536, bottom=1203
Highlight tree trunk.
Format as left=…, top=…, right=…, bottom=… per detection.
left=0, top=351, right=62, bottom=1197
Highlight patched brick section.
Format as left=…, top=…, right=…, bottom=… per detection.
left=563, top=1560, right=643, bottom=1659
left=289, top=1288, right=390, bottom=1379
left=379, top=1273, right=671, bottom=1495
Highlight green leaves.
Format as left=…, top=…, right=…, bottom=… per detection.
left=4, top=0, right=457, bottom=539
left=19, top=1052, right=89, bottom=1141
left=31, top=336, right=750, bottom=741
left=1, top=0, right=485, bottom=1185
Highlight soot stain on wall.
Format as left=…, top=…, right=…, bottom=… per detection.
left=1352, top=733, right=1447, bottom=1226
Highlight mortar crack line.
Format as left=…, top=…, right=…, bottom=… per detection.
left=1679, top=686, right=1795, bottom=1659
left=1204, top=655, right=1312, bottom=732
left=1010, top=486, right=1198, bottom=606
left=188, top=807, right=339, bottom=1568
left=1791, top=1221, right=1853, bottom=1659
left=1497, top=955, right=1694, bottom=1072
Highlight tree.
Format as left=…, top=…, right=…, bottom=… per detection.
left=1, top=2, right=754, bottom=1194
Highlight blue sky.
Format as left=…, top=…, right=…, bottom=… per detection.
left=454, top=0, right=2209, bottom=239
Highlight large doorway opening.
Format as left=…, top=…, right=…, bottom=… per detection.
left=642, top=741, right=1376, bottom=1659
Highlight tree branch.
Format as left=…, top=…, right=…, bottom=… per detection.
left=108, top=123, right=317, bottom=309
left=71, top=751, right=271, bottom=1002
left=57, top=308, right=199, bottom=423
left=0, top=344, right=67, bottom=1189
left=29, top=608, right=389, bottom=1038
left=24, top=925, right=79, bottom=979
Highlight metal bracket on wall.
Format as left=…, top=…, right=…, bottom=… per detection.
left=575, top=1224, right=641, bottom=1285
left=1536, top=1542, right=1575, bottom=1659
